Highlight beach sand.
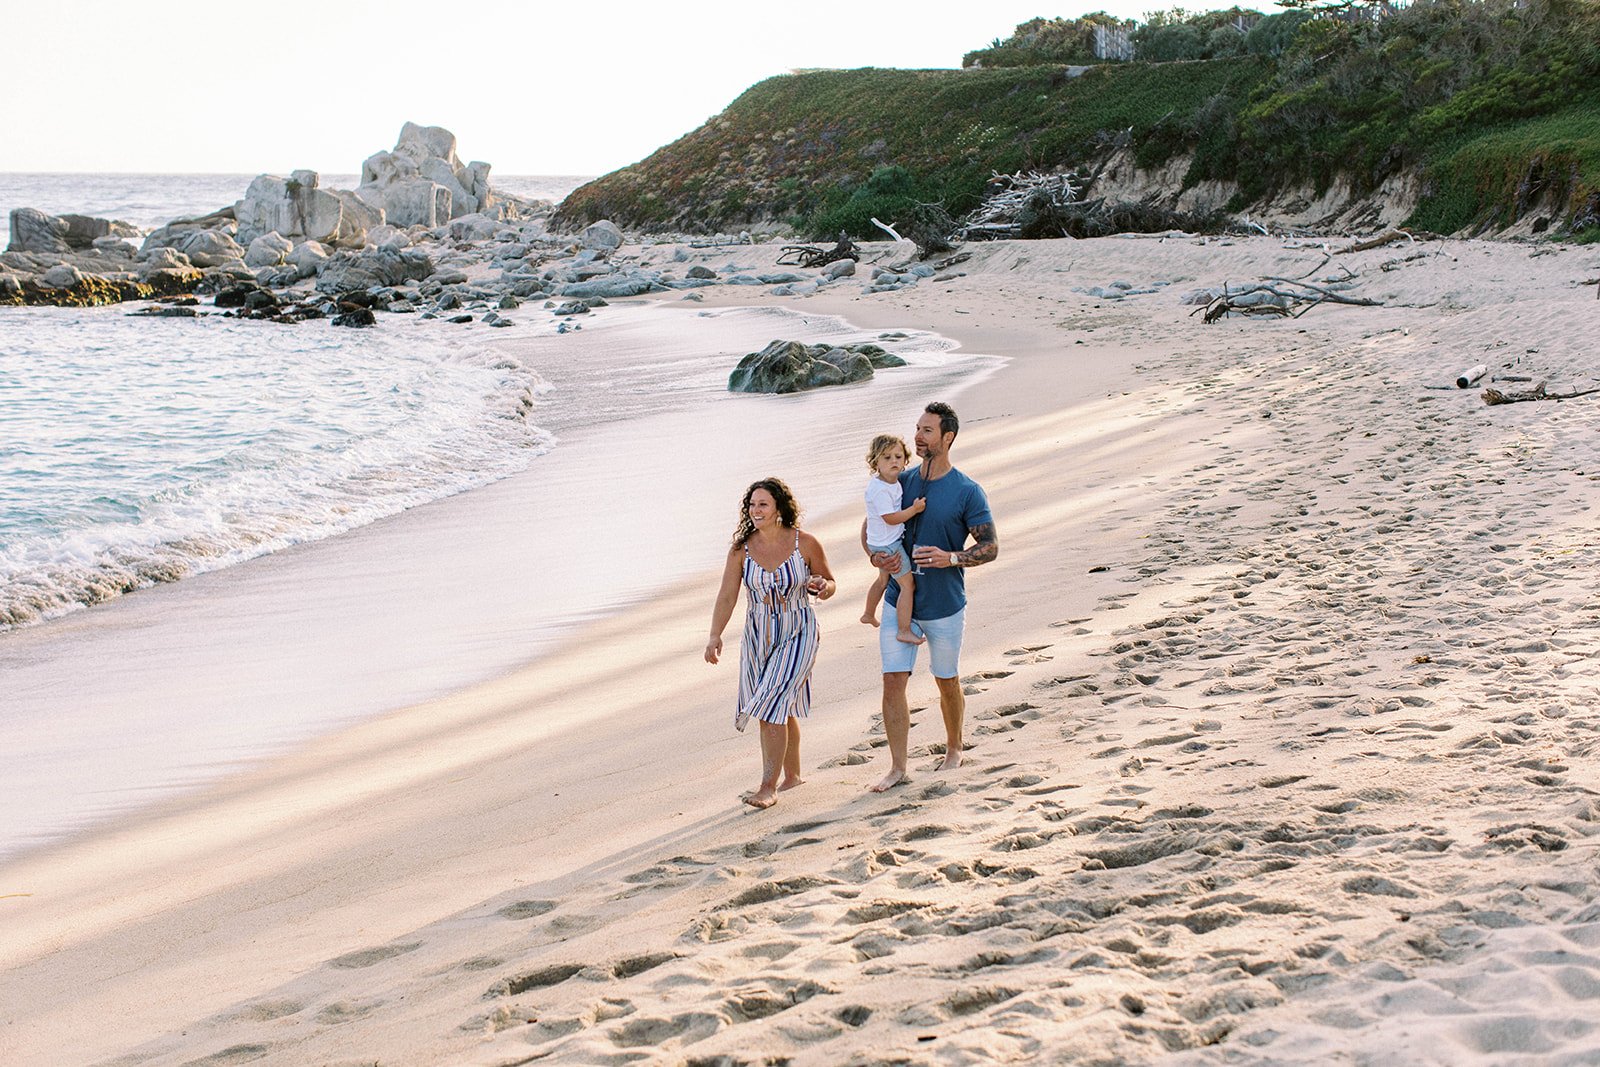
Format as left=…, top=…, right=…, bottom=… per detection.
left=3, top=235, right=1600, bottom=1065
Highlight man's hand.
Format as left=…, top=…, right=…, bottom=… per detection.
left=911, top=544, right=957, bottom=569
left=869, top=550, right=901, bottom=573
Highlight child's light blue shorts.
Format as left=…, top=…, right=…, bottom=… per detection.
left=869, top=541, right=913, bottom=579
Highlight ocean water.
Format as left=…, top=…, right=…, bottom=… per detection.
left=0, top=173, right=586, bottom=630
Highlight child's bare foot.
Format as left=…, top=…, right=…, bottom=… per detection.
left=778, top=776, right=805, bottom=791
left=860, top=613, right=880, bottom=627
left=895, top=629, right=925, bottom=645
left=869, top=768, right=908, bottom=793
left=742, top=788, right=777, bottom=809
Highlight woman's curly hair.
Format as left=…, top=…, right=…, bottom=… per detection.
left=731, top=477, right=802, bottom=547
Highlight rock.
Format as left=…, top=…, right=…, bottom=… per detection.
left=129, top=305, right=198, bottom=318
left=672, top=248, right=690, bottom=262
left=581, top=220, right=624, bottom=251
left=314, top=247, right=434, bottom=294
left=357, top=122, right=492, bottom=222
left=823, top=259, right=856, bottom=279
left=332, top=307, right=377, bottom=328
left=498, top=294, right=520, bottom=309
left=289, top=240, right=329, bottom=279
left=91, top=236, right=138, bottom=257
left=366, top=224, right=410, bottom=249
left=758, top=272, right=808, bottom=285
left=235, top=172, right=379, bottom=249
left=553, top=274, right=662, bottom=299
left=728, top=339, right=881, bottom=394
left=687, top=265, right=718, bottom=280
left=214, top=284, right=260, bottom=308
left=177, top=230, right=245, bottom=268
left=448, top=213, right=500, bottom=242
left=243, top=290, right=279, bottom=312
left=7, top=208, right=70, bottom=254
left=245, top=232, right=293, bottom=267
left=40, top=264, right=84, bottom=289
left=139, top=247, right=194, bottom=271
left=447, top=313, right=473, bottom=324
left=490, top=317, right=514, bottom=327
left=552, top=300, right=589, bottom=315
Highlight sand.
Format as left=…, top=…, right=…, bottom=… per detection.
left=3, top=234, right=1600, bottom=1066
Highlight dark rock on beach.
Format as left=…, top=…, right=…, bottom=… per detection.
left=331, top=307, right=377, bottom=328
left=728, top=339, right=902, bottom=394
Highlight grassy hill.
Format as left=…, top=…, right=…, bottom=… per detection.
left=557, top=0, right=1600, bottom=240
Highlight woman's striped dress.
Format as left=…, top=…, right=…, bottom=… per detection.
left=735, top=532, right=821, bottom=732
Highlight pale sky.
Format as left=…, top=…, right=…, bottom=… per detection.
left=4, top=0, right=1190, bottom=177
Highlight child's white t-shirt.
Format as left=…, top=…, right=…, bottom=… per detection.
left=865, top=477, right=904, bottom=547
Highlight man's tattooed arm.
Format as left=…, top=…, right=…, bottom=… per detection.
left=955, top=521, right=999, bottom=567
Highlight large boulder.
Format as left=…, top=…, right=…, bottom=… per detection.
left=314, top=246, right=434, bottom=294
left=553, top=273, right=663, bottom=299
left=139, top=247, right=194, bottom=272
left=40, top=264, right=84, bottom=290
left=234, top=171, right=380, bottom=249
left=727, top=340, right=886, bottom=394
left=7, top=208, right=70, bottom=254
left=244, top=231, right=293, bottom=267
left=357, top=122, right=492, bottom=222
left=581, top=220, right=624, bottom=251
left=367, top=178, right=451, bottom=227
left=177, top=229, right=246, bottom=268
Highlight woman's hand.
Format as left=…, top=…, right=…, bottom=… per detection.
left=806, top=576, right=835, bottom=600
left=704, top=635, right=723, bottom=664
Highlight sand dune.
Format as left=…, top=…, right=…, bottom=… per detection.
left=3, top=234, right=1599, bottom=1066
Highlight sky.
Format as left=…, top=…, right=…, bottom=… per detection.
left=3, top=0, right=1191, bottom=178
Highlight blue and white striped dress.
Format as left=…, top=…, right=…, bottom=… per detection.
left=735, top=532, right=821, bottom=732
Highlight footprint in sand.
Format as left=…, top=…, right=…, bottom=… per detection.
left=326, top=942, right=422, bottom=969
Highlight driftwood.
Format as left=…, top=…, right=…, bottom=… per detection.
left=1336, top=229, right=1416, bottom=254
left=1196, top=277, right=1382, bottom=323
left=776, top=234, right=859, bottom=269
left=957, top=171, right=1079, bottom=241
left=1483, top=382, right=1600, bottom=405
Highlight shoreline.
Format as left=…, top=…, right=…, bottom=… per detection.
left=0, top=298, right=992, bottom=862
left=4, top=234, right=1599, bottom=1065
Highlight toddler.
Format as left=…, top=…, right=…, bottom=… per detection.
left=861, top=434, right=925, bottom=645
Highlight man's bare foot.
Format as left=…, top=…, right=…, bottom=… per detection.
left=895, top=629, right=926, bottom=645
left=860, top=613, right=880, bottom=627
left=938, top=751, right=964, bottom=772
left=742, top=789, right=777, bottom=809
left=778, top=776, right=805, bottom=791
left=869, top=769, right=908, bottom=793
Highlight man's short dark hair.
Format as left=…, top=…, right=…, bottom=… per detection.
left=926, top=401, right=958, bottom=441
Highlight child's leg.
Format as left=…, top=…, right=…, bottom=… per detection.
left=895, top=573, right=924, bottom=644
left=862, top=570, right=888, bottom=625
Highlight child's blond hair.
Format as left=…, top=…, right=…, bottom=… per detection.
left=866, top=433, right=911, bottom=469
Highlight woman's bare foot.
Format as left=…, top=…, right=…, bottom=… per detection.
left=869, top=769, right=908, bottom=793
left=895, top=628, right=926, bottom=645
left=742, top=789, right=777, bottom=809
left=860, top=613, right=880, bottom=627
left=938, top=751, right=964, bottom=771
left=778, top=776, right=805, bottom=791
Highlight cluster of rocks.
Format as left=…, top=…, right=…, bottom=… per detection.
left=1, top=123, right=552, bottom=315
left=728, top=339, right=906, bottom=394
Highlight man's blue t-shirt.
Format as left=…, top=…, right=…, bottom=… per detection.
left=884, top=465, right=992, bottom=621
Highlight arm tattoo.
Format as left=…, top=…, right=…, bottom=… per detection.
left=957, top=521, right=999, bottom=566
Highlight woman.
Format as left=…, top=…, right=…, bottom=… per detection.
left=705, top=478, right=837, bottom=809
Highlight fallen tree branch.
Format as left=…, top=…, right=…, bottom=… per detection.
left=1335, top=229, right=1416, bottom=254
left=1483, top=382, right=1600, bottom=405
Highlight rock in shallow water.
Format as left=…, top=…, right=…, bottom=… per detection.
left=728, top=339, right=901, bottom=394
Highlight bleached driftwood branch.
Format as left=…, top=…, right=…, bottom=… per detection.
left=956, top=171, right=1079, bottom=241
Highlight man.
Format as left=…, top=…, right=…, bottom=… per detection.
left=863, top=401, right=998, bottom=792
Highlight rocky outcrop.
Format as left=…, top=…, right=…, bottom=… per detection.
left=245, top=232, right=293, bottom=267
left=358, top=122, right=491, bottom=225
left=313, top=247, right=435, bottom=294
left=6, top=209, right=140, bottom=254
left=234, top=171, right=382, bottom=250
left=728, top=340, right=905, bottom=394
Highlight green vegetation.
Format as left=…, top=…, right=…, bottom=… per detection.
left=557, top=0, right=1600, bottom=240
